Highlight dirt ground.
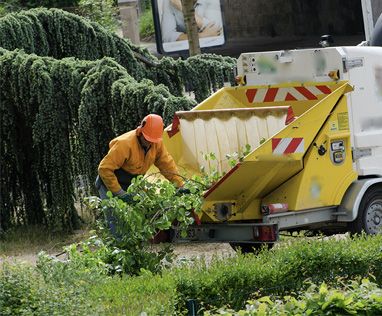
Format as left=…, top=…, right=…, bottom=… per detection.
left=0, top=233, right=236, bottom=266
left=172, top=242, right=235, bottom=264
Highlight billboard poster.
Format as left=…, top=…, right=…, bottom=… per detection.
left=152, top=0, right=225, bottom=54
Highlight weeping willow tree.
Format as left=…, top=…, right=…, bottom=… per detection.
left=0, top=8, right=236, bottom=101
left=0, top=8, right=236, bottom=232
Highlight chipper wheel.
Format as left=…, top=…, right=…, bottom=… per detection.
left=349, top=186, right=382, bottom=235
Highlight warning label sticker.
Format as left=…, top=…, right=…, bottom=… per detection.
left=337, top=113, right=349, bottom=130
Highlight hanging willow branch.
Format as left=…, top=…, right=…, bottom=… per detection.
left=0, top=8, right=236, bottom=100
left=0, top=8, right=235, bottom=232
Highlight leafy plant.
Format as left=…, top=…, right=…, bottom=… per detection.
left=0, top=262, right=95, bottom=315
left=2, top=234, right=382, bottom=315
left=68, top=174, right=207, bottom=275
left=171, top=234, right=382, bottom=311
left=0, top=0, right=79, bottom=17
left=77, top=0, right=119, bottom=33
left=205, top=278, right=382, bottom=315
left=139, top=5, right=154, bottom=40
left=225, top=144, right=252, bottom=168
left=0, top=8, right=235, bottom=232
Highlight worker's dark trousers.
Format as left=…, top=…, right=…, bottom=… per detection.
left=95, top=169, right=138, bottom=237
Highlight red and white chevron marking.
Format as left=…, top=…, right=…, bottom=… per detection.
left=246, top=85, right=331, bottom=103
left=272, top=138, right=304, bottom=154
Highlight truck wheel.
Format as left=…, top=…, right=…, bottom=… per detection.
left=229, top=242, right=273, bottom=254
left=350, top=186, right=382, bottom=234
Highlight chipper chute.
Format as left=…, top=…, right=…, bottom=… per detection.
left=202, top=82, right=352, bottom=205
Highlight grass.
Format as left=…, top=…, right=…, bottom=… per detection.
left=88, top=274, right=177, bottom=315
left=1, top=233, right=382, bottom=315
left=0, top=225, right=91, bottom=257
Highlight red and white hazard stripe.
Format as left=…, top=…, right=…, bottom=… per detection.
left=246, top=85, right=331, bottom=103
left=272, top=138, right=304, bottom=154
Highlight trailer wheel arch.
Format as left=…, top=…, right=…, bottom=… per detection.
left=349, top=184, right=382, bottom=234
left=338, top=178, right=382, bottom=222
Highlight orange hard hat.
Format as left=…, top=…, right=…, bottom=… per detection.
left=138, top=114, right=164, bottom=143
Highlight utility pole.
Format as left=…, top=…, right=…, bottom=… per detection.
left=181, top=0, right=201, bottom=56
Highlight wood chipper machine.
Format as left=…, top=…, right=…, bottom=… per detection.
left=157, top=45, right=382, bottom=249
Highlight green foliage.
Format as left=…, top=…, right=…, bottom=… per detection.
left=206, top=278, right=382, bottom=315
left=0, top=8, right=235, bottom=232
left=88, top=273, right=178, bottom=315
left=74, top=174, right=207, bottom=275
left=225, top=144, right=252, bottom=168
left=171, top=234, right=382, bottom=311
left=77, top=0, right=118, bottom=33
left=0, top=262, right=95, bottom=315
left=0, top=0, right=79, bottom=17
left=0, top=8, right=236, bottom=97
left=2, top=235, right=382, bottom=315
left=139, top=5, right=154, bottom=39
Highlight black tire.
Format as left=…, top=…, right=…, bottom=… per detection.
left=349, top=186, right=382, bottom=235
left=229, top=242, right=273, bottom=254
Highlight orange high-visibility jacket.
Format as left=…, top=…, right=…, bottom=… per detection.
left=98, top=130, right=183, bottom=193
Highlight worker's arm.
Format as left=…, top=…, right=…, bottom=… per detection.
left=98, top=140, right=130, bottom=194
left=154, top=142, right=184, bottom=187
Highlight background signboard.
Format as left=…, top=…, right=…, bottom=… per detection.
left=152, top=0, right=225, bottom=54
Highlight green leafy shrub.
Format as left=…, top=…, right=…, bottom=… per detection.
left=2, top=235, right=382, bottom=315
left=0, top=8, right=235, bottom=232
left=0, top=264, right=39, bottom=315
left=170, top=234, right=382, bottom=311
left=77, top=0, right=118, bottom=33
left=205, top=278, right=382, bottom=315
left=139, top=6, right=154, bottom=40
left=0, top=262, right=96, bottom=315
left=64, top=174, right=207, bottom=275
left=0, top=0, right=79, bottom=17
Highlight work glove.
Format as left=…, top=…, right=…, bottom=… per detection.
left=115, top=190, right=136, bottom=204
left=176, top=187, right=191, bottom=196
left=120, top=193, right=136, bottom=204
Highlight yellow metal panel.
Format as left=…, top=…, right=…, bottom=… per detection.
left=160, top=81, right=353, bottom=222
left=263, top=95, right=357, bottom=210
left=244, top=82, right=352, bottom=160
left=196, top=82, right=343, bottom=116
left=203, top=82, right=353, bottom=221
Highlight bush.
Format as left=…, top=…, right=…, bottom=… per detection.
left=67, top=174, right=206, bottom=275
left=77, top=0, right=119, bottom=33
left=1, top=235, right=382, bottom=314
left=170, top=234, right=382, bottom=311
left=0, top=0, right=79, bottom=17
left=140, top=6, right=154, bottom=40
left=88, top=272, right=178, bottom=315
left=205, top=278, right=382, bottom=315
left=0, top=262, right=96, bottom=315
left=0, top=8, right=235, bottom=232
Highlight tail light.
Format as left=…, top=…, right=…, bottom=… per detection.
left=253, top=225, right=277, bottom=242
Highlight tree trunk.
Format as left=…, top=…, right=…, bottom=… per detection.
left=181, top=0, right=201, bottom=56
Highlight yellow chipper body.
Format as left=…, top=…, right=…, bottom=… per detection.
left=159, top=81, right=355, bottom=244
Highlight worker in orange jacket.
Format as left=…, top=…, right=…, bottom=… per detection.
left=96, top=114, right=184, bottom=202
